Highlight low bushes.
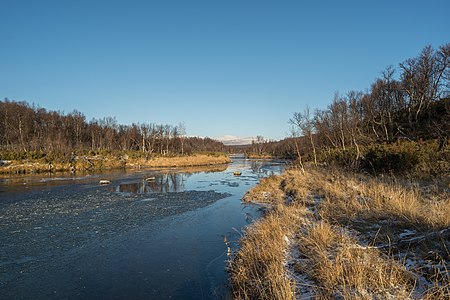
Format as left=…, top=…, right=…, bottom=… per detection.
left=318, top=139, right=449, bottom=177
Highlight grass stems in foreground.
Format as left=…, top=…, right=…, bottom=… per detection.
left=230, top=167, right=450, bottom=299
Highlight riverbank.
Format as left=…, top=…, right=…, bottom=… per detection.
left=230, top=167, right=450, bottom=299
left=0, top=153, right=231, bottom=174
left=245, top=153, right=275, bottom=159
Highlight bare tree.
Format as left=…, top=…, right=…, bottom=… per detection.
left=178, top=122, right=186, bottom=155
left=400, top=45, right=448, bottom=123
left=290, top=107, right=317, bottom=166
left=288, top=120, right=305, bottom=173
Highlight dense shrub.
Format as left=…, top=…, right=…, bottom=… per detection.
left=360, top=145, right=419, bottom=175
left=0, top=150, right=46, bottom=161
left=317, top=148, right=359, bottom=170
left=312, top=139, right=449, bottom=177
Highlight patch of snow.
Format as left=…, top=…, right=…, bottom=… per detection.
left=285, top=237, right=318, bottom=299
left=399, top=229, right=417, bottom=238
left=214, top=135, right=255, bottom=146
left=0, top=160, right=11, bottom=166
left=139, top=198, right=157, bottom=202
left=283, top=235, right=291, bottom=245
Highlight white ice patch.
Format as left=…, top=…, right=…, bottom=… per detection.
left=139, top=198, right=157, bottom=202
left=399, top=229, right=416, bottom=238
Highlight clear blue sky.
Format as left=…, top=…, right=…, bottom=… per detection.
left=1, top=0, right=449, bottom=140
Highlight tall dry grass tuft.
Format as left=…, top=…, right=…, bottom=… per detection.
left=280, top=169, right=310, bottom=201
left=317, top=171, right=450, bottom=230
left=242, top=174, right=285, bottom=204
left=229, top=204, right=308, bottom=300
left=297, top=221, right=415, bottom=299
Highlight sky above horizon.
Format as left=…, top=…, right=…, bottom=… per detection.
left=1, top=0, right=449, bottom=141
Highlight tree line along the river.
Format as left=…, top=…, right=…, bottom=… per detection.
left=0, top=100, right=226, bottom=160
left=1, top=42, right=449, bottom=174
left=250, top=43, right=450, bottom=175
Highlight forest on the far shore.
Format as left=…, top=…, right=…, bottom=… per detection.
left=0, top=100, right=226, bottom=160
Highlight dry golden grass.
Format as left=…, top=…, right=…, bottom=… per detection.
left=246, top=153, right=275, bottom=159
left=280, top=169, right=310, bottom=202
left=131, top=154, right=231, bottom=168
left=0, top=154, right=231, bottom=174
left=318, top=172, right=450, bottom=230
left=229, top=204, right=308, bottom=300
left=242, top=174, right=285, bottom=204
left=232, top=165, right=450, bottom=299
left=296, top=221, right=414, bottom=299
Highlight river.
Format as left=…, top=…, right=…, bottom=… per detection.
left=0, top=156, right=285, bottom=299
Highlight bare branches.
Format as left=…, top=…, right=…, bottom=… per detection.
left=0, top=100, right=224, bottom=155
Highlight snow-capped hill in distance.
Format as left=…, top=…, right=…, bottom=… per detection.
left=215, top=135, right=255, bottom=146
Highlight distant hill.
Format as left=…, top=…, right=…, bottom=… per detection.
left=214, top=135, right=255, bottom=146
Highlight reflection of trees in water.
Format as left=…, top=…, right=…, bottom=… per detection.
left=117, top=181, right=147, bottom=194
left=147, top=173, right=187, bottom=193
left=117, top=173, right=187, bottom=194
left=115, top=162, right=282, bottom=194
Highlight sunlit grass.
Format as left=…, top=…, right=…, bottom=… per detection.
left=0, top=153, right=231, bottom=174
left=232, top=166, right=450, bottom=299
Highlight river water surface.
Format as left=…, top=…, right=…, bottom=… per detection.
left=0, top=156, right=284, bottom=299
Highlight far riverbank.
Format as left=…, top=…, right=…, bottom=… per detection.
left=0, top=152, right=230, bottom=175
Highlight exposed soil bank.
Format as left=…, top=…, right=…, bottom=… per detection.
left=0, top=154, right=231, bottom=175
left=230, top=167, right=449, bottom=299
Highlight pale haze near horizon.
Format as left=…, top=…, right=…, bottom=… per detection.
left=1, top=0, right=449, bottom=141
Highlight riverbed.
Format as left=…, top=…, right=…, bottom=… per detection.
left=0, top=156, right=285, bottom=299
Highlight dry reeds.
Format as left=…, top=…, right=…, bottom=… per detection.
left=131, top=154, right=231, bottom=168
left=297, top=221, right=414, bottom=299
left=242, top=174, right=285, bottom=204
left=318, top=172, right=450, bottom=230
left=229, top=204, right=308, bottom=299
left=231, top=166, right=450, bottom=299
left=0, top=153, right=231, bottom=174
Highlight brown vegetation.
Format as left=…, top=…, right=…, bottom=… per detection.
left=230, top=167, right=449, bottom=299
left=0, top=100, right=226, bottom=155
left=0, top=99, right=232, bottom=174
left=0, top=153, right=230, bottom=174
left=229, top=203, right=308, bottom=300
left=245, top=153, right=275, bottom=159
left=231, top=42, right=450, bottom=299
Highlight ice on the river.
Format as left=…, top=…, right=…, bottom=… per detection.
left=0, top=187, right=230, bottom=270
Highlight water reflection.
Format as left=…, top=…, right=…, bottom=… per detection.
left=112, top=165, right=229, bottom=195
left=115, top=173, right=187, bottom=194
left=221, top=180, right=239, bottom=188
left=250, top=160, right=285, bottom=177
left=0, top=158, right=286, bottom=300
left=0, top=165, right=227, bottom=192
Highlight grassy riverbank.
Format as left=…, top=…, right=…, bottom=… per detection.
left=0, top=151, right=230, bottom=174
left=230, top=167, right=450, bottom=299
left=245, top=153, right=276, bottom=159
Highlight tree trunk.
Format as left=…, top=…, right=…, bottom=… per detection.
left=294, top=139, right=305, bottom=174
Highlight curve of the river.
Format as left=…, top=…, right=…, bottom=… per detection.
left=0, top=156, right=285, bottom=299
